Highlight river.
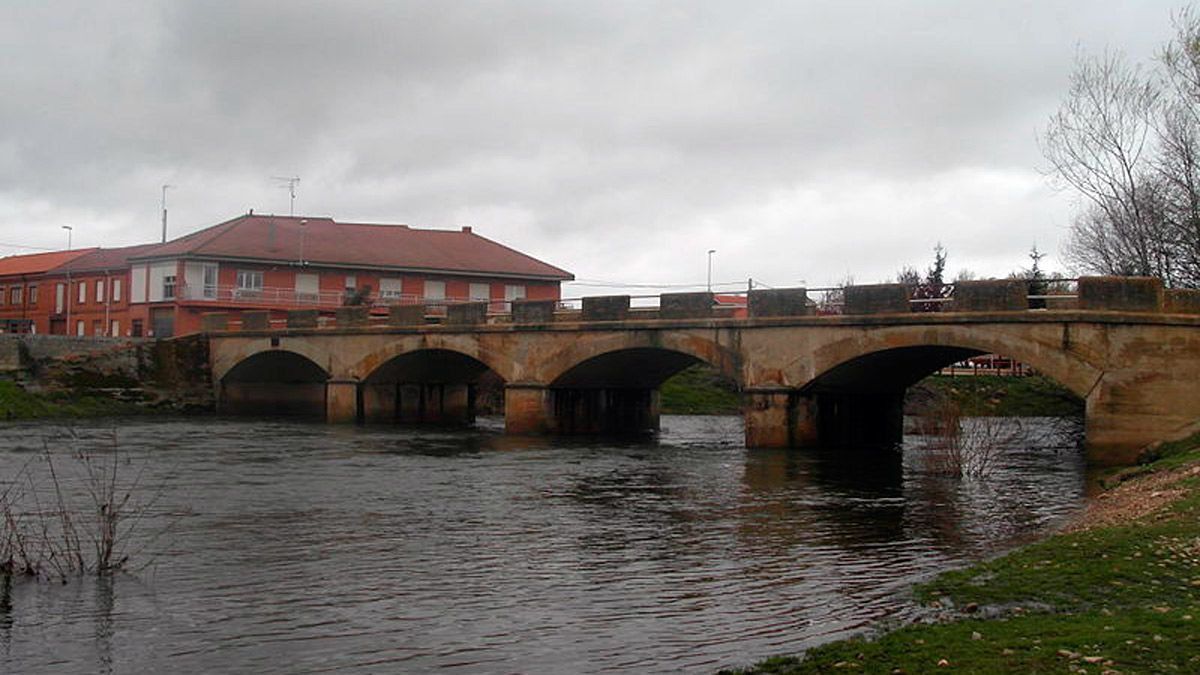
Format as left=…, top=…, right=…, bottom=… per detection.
left=0, top=415, right=1085, bottom=674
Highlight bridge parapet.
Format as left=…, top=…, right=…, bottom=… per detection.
left=1079, top=276, right=1164, bottom=313
left=582, top=295, right=630, bottom=321
left=748, top=288, right=812, bottom=317
left=660, top=292, right=714, bottom=319
left=949, top=279, right=1026, bottom=312
left=844, top=284, right=909, bottom=314
left=1168, top=289, right=1200, bottom=314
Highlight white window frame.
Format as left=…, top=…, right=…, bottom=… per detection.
left=111, top=279, right=121, bottom=303
left=162, top=274, right=177, bottom=300
left=344, top=275, right=357, bottom=291
left=110, top=319, right=120, bottom=337
left=424, top=280, right=446, bottom=301
left=75, top=320, right=85, bottom=336
left=236, top=270, right=264, bottom=296
left=96, top=279, right=105, bottom=303
left=379, top=277, right=404, bottom=301
left=29, top=285, right=37, bottom=306
left=469, top=282, right=490, bottom=302
left=202, top=264, right=219, bottom=299
left=78, top=280, right=87, bottom=304
left=9, top=286, right=20, bottom=306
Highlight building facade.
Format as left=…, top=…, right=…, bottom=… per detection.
left=0, top=213, right=573, bottom=337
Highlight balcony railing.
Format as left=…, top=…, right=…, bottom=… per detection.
left=176, top=283, right=504, bottom=310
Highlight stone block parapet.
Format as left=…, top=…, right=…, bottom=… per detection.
left=1079, top=276, right=1164, bottom=313
left=513, top=299, right=557, bottom=324
left=200, top=313, right=229, bottom=332
left=335, top=306, right=369, bottom=327
left=582, top=295, right=630, bottom=321
left=844, top=284, right=909, bottom=314
left=241, top=311, right=270, bottom=331
left=447, top=302, right=488, bottom=325
left=951, top=279, right=1027, bottom=312
left=749, top=288, right=812, bottom=318
left=286, top=310, right=319, bottom=329
left=660, top=292, right=714, bottom=319
left=1167, top=288, right=1200, bottom=314
left=388, top=305, right=426, bottom=326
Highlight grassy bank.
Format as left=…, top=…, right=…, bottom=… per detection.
left=661, top=364, right=741, bottom=415
left=0, top=380, right=143, bottom=420
left=908, top=374, right=1084, bottom=417
left=724, top=433, right=1200, bottom=674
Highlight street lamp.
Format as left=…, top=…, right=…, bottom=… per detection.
left=62, top=225, right=73, bottom=250
left=707, top=249, right=716, bottom=293
left=299, top=219, right=307, bottom=266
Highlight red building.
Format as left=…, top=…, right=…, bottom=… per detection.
left=0, top=213, right=574, bottom=337
left=0, top=248, right=95, bottom=333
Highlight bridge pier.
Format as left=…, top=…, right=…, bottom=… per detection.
left=505, top=384, right=554, bottom=434
left=326, top=379, right=361, bottom=424
left=743, top=388, right=819, bottom=448
left=814, top=391, right=905, bottom=448
left=504, top=385, right=662, bottom=435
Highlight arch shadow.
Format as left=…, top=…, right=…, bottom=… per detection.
left=220, top=350, right=329, bottom=418
left=360, top=348, right=501, bottom=426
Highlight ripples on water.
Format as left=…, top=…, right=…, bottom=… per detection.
left=0, top=415, right=1086, bottom=674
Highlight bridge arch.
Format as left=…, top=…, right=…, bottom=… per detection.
left=538, top=330, right=741, bottom=387
left=358, top=347, right=503, bottom=425
left=793, top=324, right=1103, bottom=397
left=218, top=349, right=330, bottom=417
left=783, top=325, right=1101, bottom=448
left=348, top=335, right=517, bottom=384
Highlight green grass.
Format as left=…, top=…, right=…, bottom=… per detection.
left=910, top=374, right=1085, bottom=417
left=661, top=363, right=741, bottom=415
left=0, top=380, right=142, bottom=420
left=724, top=437, right=1200, bottom=674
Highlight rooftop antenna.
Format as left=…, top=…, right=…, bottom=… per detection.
left=273, top=176, right=300, bottom=216
left=161, top=184, right=173, bottom=243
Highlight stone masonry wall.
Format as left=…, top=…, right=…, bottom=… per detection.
left=0, top=334, right=213, bottom=411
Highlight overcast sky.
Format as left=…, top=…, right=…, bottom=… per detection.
left=0, top=1, right=1186, bottom=296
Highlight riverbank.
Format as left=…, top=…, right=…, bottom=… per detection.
left=724, top=431, right=1200, bottom=674
left=0, top=380, right=144, bottom=419
left=907, top=374, right=1084, bottom=417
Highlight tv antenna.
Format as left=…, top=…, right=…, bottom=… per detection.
left=273, top=175, right=300, bottom=215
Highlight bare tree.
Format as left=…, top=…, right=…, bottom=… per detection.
left=1045, top=9, right=1200, bottom=288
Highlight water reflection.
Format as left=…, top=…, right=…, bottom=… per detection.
left=0, top=415, right=1085, bottom=674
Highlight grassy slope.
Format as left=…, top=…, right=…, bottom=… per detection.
left=909, top=374, right=1085, bottom=417
left=724, top=434, right=1200, bottom=674
left=0, top=380, right=141, bottom=419
left=660, top=363, right=741, bottom=415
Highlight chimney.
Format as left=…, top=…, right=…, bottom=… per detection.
left=461, top=225, right=472, bottom=234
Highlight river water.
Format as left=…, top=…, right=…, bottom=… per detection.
left=0, top=415, right=1085, bottom=674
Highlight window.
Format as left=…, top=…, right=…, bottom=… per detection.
left=163, top=274, right=176, bottom=300
left=294, top=273, right=319, bottom=303
left=0, top=286, right=5, bottom=306
left=96, top=279, right=105, bottom=303
left=379, top=278, right=403, bottom=301
left=504, top=285, right=526, bottom=301
left=75, top=320, right=85, bottom=336
left=10, top=286, right=21, bottom=305
left=28, top=285, right=37, bottom=305
left=111, top=279, right=121, bottom=303
left=469, top=283, right=490, bottom=302
left=78, top=281, right=87, bottom=304
left=202, top=264, right=219, bottom=299
left=236, top=270, right=263, bottom=296
left=91, top=320, right=103, bottom=336
left=345, top=275, right=357, bottom=291
left=110, top=320, right=121, bottom=337
left=55, top=284, right=65, bottom=314
left=424, top=280, right=446, bottom=301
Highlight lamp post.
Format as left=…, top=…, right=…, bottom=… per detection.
left=62, top=225, right=73, bottom=250
left=299, top=219, right=307, bottom=266
left=707, top=249, right=716, bottom=293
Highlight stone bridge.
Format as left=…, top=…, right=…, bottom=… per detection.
left=206, top=277, right=1200, bottom=466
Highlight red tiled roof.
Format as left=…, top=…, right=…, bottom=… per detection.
left=49, top=243, right=167, bottom=274
left=0, top=249, right=96, bottom=277
left=132, top=214, right=573, bottom=280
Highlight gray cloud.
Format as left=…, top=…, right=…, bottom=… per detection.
left=0, top=0, right=1185, bottom=289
